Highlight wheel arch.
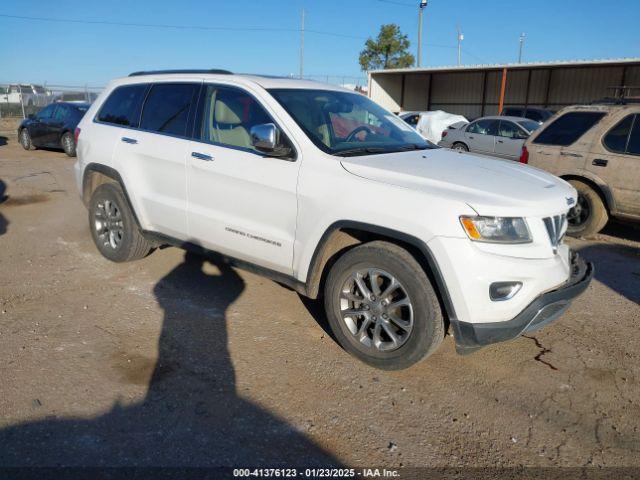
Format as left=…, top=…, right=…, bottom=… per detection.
left=304, top=221, right=457, bottom=325
left=82, top=163, right=142, bottom=228
left=560, top=174, right=615, bottom=214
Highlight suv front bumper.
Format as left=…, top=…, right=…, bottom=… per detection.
left=451, top=253, right=593, bottom=354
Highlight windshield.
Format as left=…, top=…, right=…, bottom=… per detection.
left=517, top=119, right=541, bottom=132
left=269, top=89, right=435, bottom=156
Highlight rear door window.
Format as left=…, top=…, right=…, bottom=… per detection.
left=97, top=84, right=148, bottom=127
left=533, top=111, right=606, bottom=146
left=603, top=115, right=633, bottom=154
left=626, top=116, right=640, bottom=155
left=140, top=83, right=199, bottom=137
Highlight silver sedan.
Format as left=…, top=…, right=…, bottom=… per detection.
left=438, top=115, right=540, bottom=161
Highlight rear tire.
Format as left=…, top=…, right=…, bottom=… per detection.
left=61, top=132, right=76, bottom=157
left=452, top=142, right=468, bottom=152
left=566, top=180, right=608, bottom=237
left=19, top=129, right=34, bottom=150
left=88, top=183, right=152, bottom=262
left=324, top=241, right=444, bottom=370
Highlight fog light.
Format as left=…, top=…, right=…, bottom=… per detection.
left=490, top=281, right=522, bottom=301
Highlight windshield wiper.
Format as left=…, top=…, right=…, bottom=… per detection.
left=395, top=143, right=427, bottom=151
left=334, top=147, right=388, bottom=157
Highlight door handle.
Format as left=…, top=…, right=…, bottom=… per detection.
left=468, top=136, right=475, bottom=139
left=497, top=140, right=504, bottom=143
left=592, top=158, right=608, bottom=167
left=191, top=152, right=213, bottom=161
left=121, top=137, right=138, bottom=144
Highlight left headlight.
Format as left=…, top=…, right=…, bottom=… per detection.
left=459, top=216, right=532, bottom=244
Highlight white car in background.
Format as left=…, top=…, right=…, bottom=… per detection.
left=439, top=115, right=541, bottom=161
left=74, top=70, right=592, bottom=370
left=1, top=84, right=52, bottom=107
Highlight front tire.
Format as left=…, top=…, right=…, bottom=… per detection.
left=61, top=132, right=76, bottom=157
left=566, top=180, right=608, bottom=237
left=324, top=241, right=444, bottom=370
left=19, top=128, right=34, bottom=150
left=88, top=183, right=152, bottom=262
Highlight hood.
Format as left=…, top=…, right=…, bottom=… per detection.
left=340, top=148, right=576, bottom=217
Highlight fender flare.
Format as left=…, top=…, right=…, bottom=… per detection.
left=82, top=163, right=142, bottom=228
left=305, top=220, right=458, bottom=323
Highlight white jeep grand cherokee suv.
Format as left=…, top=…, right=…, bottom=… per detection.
left=73, top=69, right=593, bottom=370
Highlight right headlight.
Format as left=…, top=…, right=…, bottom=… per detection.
left=459, top=216, right=532, bottom=244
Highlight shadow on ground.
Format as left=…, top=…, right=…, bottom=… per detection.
left=0, top=252, right=339, bottom=467
left=576, top=232, right=640, bottom=305
left=0, top=179, right=8, bottom=235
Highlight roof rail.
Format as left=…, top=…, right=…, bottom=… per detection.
left=128, top=69, right=233, bottom=77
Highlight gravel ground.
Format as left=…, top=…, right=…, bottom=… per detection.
left=0, top=133, right=639, bottom=474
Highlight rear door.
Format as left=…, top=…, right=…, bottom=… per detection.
left=112, top=82, right=200, bottom=238
left=589, top=113, right=640, bottom=215
left=494, top=120, right=528, bottom=160
left=186, top=84, right=300, bottom=274
left=464, top=119, right=498, bottom=154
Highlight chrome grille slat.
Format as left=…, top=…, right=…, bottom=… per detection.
left=543, top=214, right=567, bottom=253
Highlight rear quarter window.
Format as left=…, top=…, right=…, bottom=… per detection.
left=533, top=111, right=606, bottom=146
left=96, top=84, right=148, bottom=127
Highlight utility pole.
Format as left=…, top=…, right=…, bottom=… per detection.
left=299, top=9, right=305, bottom=78
left=518, top=32, right=526, bottom=63
left=417, top=0, right=427, bottom=67
left=456, top=25, right=463, bottom=66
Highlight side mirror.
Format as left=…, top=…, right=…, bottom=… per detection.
left=250, top=123, right=278, bottom=152
left=250, top=123, right=292, bottom=158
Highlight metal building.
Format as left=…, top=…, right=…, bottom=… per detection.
left=368, top=58, right=640, bottom=119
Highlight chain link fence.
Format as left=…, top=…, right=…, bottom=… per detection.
left=0, top=75, right=367, bottom=119
left=0, top=83, right=104, bottom=118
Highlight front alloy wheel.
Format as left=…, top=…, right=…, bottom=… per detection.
left=324, top=241, right=444, bottom=370
left=339, top=269, right=414, bottom=352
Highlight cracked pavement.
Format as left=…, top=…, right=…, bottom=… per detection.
left=0, top=130, right=639, bottom=469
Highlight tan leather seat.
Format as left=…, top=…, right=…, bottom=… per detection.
left=212, top=97, right=251, bottom=149
left=287, top=99, right=331, bottom=147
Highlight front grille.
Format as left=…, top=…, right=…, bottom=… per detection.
left=543, top=214, right=567, bottom=253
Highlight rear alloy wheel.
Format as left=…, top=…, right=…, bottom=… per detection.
left=566, top=180, right=608, bottom=237
left=324, top=241, right=444, bottom=370
left=61, top=132, right=76, bottom=157
left=452, top=142, right=468, bottom=152
left=19, top=129, right=33, bottom=150
left=89, top=183, right=153, bottom=262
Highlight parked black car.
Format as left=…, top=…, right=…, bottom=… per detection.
left=18, top=102, right=90, bottom=157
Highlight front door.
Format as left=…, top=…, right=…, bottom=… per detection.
left=494, top=120, right=527, bottom=160
left=30, top=104, right=56, bottom=146
left=186, top=84, right=300, bottom=274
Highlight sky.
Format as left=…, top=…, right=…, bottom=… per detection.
left=0, top=0, right=639, bottom=87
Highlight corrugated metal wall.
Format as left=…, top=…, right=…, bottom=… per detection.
left=371, top=63, right=640, bottom=119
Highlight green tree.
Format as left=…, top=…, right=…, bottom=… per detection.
left=359, top=24, right=415, bottom=71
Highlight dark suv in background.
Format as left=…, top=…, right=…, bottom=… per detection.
left=18, top=102, right=90, bottom=157
left=502, top=106, right=554, bottom=124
